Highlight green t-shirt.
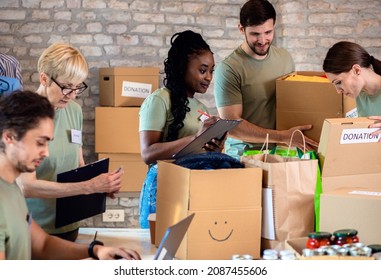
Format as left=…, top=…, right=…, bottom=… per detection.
left=139, top=87, right=209, bottom=141
left=0, top=178, right=31, bottom=260
left=26, top=100, right=82, bottom=234
left=214, top=45, right=294, bottom=150
left=356, top=89, right=381, bottom=117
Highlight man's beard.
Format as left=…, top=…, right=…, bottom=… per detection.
left=16, top=161, right=36, bottom=173
left=246, top=37, right=272, bottom=56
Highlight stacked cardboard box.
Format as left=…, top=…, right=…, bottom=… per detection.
left=95, top=67, right=160, bottom=192
left=317, top=117, right=381, bottom=192
left=318, top=117, right=381, bottom=246
left=155, top=160, right=263, bottom=260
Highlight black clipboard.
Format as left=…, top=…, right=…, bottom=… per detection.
left=172, top=119, right=242, bottom=159
left=55, top=158, right=109, bottom=228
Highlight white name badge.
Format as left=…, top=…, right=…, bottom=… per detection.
left=122, top=81, right=152, bottom=98
left=71, top=129, right=82, bottom=145
left=340, top=128, right=381, bottom=144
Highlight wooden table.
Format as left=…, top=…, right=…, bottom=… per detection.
left=77, top=228, right=157, bottom=260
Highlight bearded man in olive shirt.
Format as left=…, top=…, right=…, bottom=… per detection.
left=214, top=0, right=318, bottom=157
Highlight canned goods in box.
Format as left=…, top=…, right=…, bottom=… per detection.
left=232, top=254, right=253, bottom=260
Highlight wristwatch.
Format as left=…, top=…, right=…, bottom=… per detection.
left=88, top=240, right=104, bottom=259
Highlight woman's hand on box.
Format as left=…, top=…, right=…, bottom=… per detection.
left=368, top=116, right=381, bottom=139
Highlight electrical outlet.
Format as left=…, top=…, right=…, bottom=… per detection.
left=102, top=209, right=125, bottom=222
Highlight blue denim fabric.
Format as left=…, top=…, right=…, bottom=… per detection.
left=139, top=164, right=158, bottom=229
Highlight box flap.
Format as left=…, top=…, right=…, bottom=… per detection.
left=322, top=173, right=381, bottom=192
left=318, top=117, right=381, bottom=178
left=278, top=71, right=327, bottom=81
left=276, top=71, right=341, bottom=113
left=155, top=161, right=191, bottom=247
left=188, top=167, right=262, bottom=210
left=322, top=186, right=381, bottom=200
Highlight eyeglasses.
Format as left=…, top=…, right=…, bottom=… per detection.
left=50, top=77, right=88, bottom=97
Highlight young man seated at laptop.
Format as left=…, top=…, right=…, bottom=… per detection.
left=0, top=90, right=141, bottom=260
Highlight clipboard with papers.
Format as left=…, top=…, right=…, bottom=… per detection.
left=172, top=119, right=242, bottom=159
left=55, top=157, right=109, bottom=228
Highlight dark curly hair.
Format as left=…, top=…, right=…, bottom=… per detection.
left=163, top=30, right=212, bottom=141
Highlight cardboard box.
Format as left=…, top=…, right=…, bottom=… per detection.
left=99, top=67, right=160, bottom=107
left=317, top=117, right=381, bottom=192
left=98, top=153, right=147, bottom=192
left=155, top=160, right=263, bottom=260
left=285, top=237, right=374, bottom=260
left=95, top=107, right=140, bottom=153
left=320, top=187, right=381, bottom=246
left=276, top=71, right=357, bottom=142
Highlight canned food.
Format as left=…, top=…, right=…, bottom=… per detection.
left=332, top=229, right=359, bottom=245
left=306, top=232, right=332, bottom=249
left=262, top=249, right=278, bottom=260
left=372, top=252, right=381, bottom=260
left=232, top=254, right=253, bottom=260
left=361, top=246, right=372, bottom=257
left=279, top=250, right=296, bottom=260
left=302, top=248, right=315, bottom=257
left=368, top=244, right=381, bottom=254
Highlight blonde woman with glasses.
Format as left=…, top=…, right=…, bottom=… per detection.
left=17, top=43, right=123, bottom=242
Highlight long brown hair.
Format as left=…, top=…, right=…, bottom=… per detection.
left=323, top=41, right=381, bottom=75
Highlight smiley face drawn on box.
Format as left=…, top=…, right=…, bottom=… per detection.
left=208, top=219, right=233, bottom=242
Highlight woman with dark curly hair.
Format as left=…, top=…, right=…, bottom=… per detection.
left=138, top=30, right=223, bottom=228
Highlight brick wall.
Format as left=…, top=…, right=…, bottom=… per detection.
left=1, top=0, right=380, bottom=228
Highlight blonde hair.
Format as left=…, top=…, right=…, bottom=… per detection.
left=37, top=42, right=88, bottom=83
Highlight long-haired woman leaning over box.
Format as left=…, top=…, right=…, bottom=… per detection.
left=138, top=30, right=225, bottom=229
left=323, top=41, right=381, bottom=132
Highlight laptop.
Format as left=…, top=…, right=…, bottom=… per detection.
left=153, top=213, right=195, bottom=260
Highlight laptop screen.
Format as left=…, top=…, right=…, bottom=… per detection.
left=154, top=213, right=195, bottom=260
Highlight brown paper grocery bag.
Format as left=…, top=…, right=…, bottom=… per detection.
left=242, top=153, right=318, bottom=244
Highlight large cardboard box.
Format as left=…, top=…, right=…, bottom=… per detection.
left=99, top=67, right=160, bottom=107
left=95, top=107, right=140, bottom=153
left=98, top=153, right=147, bottom=192
left=320, top=187, right=381, bottom=246
left=317, top=117, right=381, bottom=192
left=155, top=160, right=263, bottom=260
left=276, top=71, right=357, bottom=142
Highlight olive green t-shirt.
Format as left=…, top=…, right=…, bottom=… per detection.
left=139, top=87, right=209, bottom=141
left=356, top=89, right=381, bottom=117
left=26, top=100, right=82, bottom=234
left=214, top=45, right=294, bottom=150
left=0, top=178, right=31, bottom=260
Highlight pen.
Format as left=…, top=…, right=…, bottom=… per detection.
left=93, top=230, right=98, bottom=241
left=197, top=109, right=211, bottom=118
